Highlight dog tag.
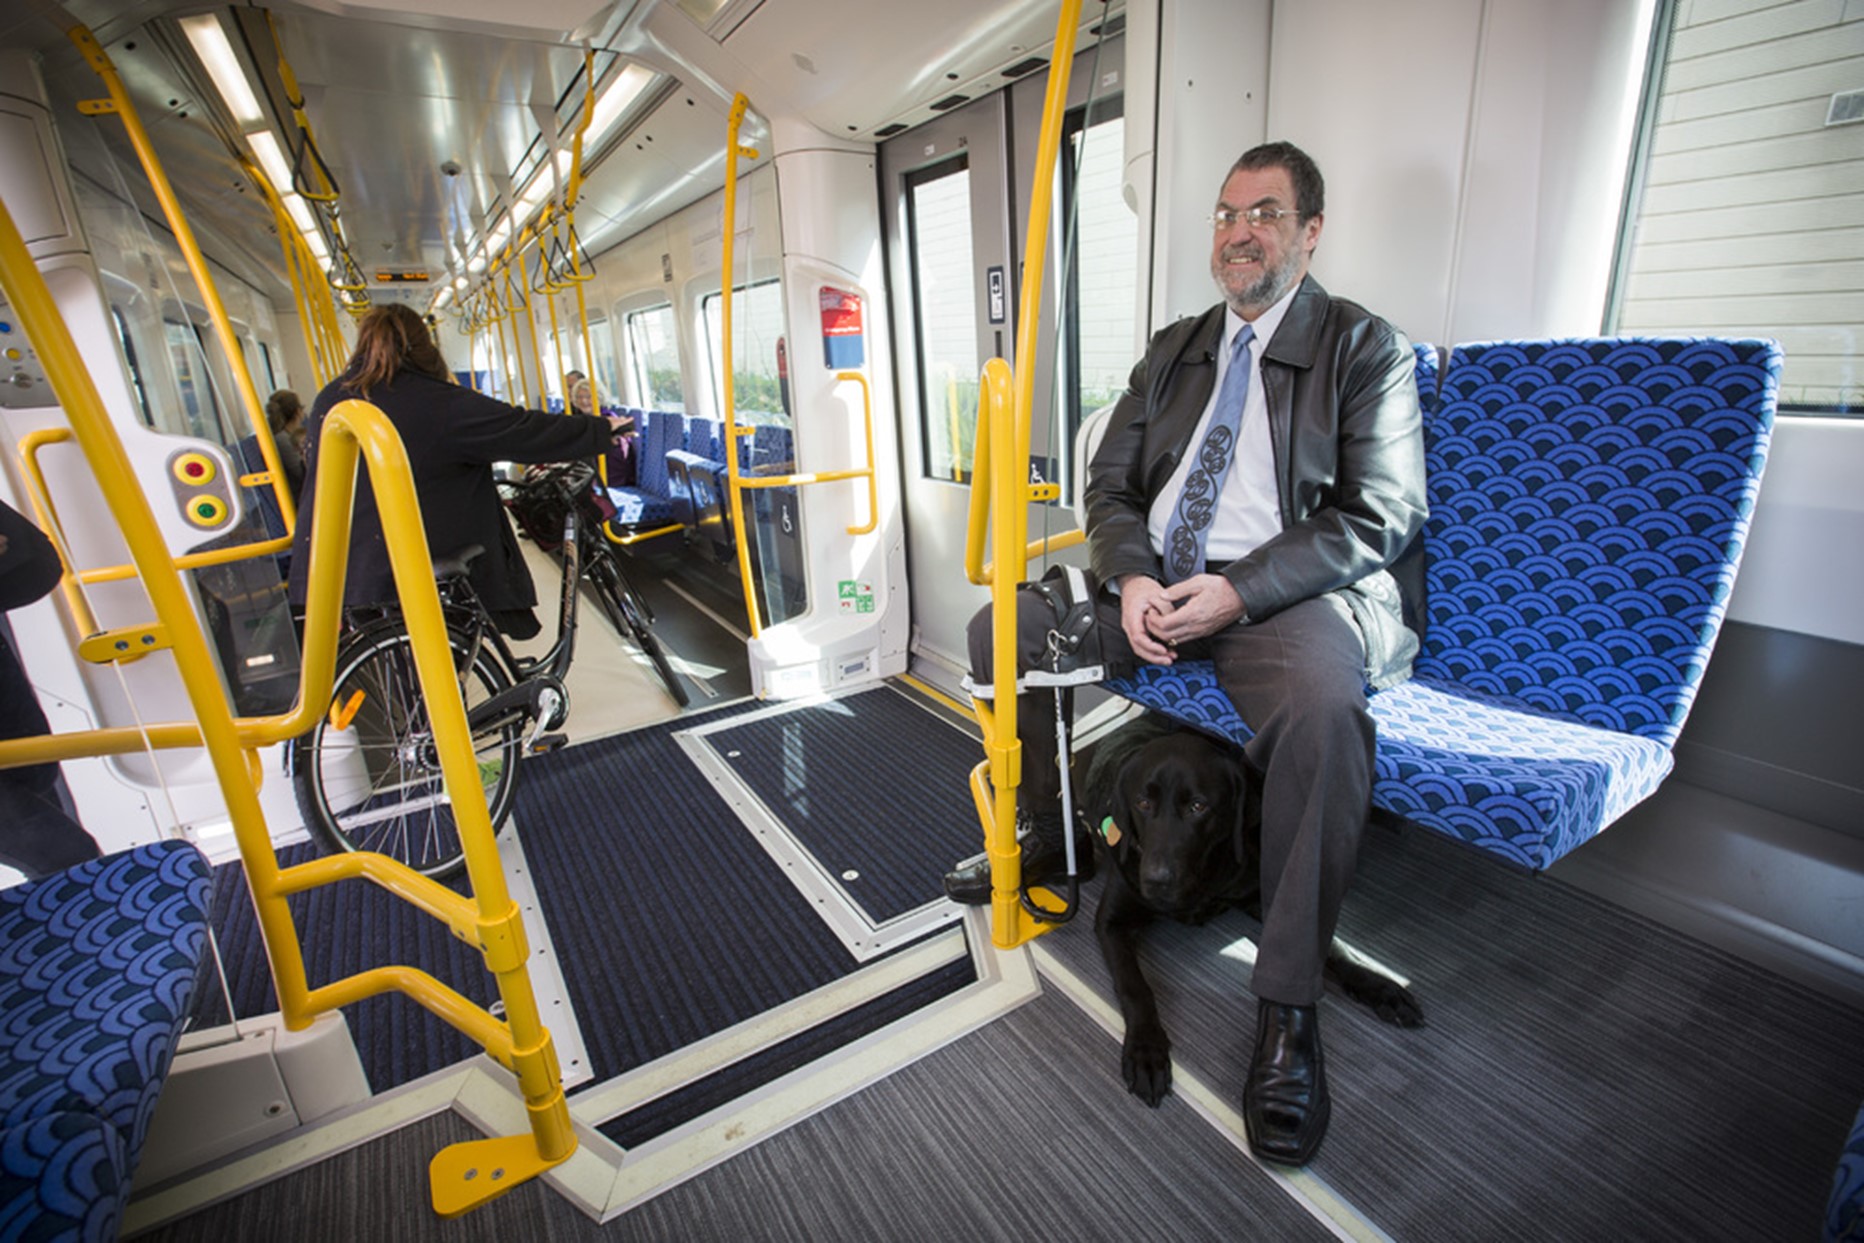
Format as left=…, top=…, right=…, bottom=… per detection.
left=1099, top=816, right=1122, bottom=846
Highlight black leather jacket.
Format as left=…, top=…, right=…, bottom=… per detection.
left=1084, top=276, right=1426, bottom=689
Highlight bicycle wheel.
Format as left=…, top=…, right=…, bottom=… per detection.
left=293, top=622, right=523, bottom=880
left=588, top=556, right=688, bottom=707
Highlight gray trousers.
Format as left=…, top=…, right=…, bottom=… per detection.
left=967, top=586, right=1374, bottom=1006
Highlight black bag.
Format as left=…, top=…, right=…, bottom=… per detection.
left=0, top=499, right=64, bottom=611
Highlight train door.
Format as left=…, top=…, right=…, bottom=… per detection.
left=880, top=95, right=1012, bottom=688
left=880, top=39, right=1129, bottom=693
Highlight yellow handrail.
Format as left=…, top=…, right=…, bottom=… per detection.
left=960, top=382, right=1083, bottom=584
left=719, top=93, right=766, bottom=636
left=729, top=371, right=878, bottom=537
left=966, top=0, right=1084, bottom=949
left=67, top=25, right=296, bottom=541
left=241, top=152, right=345, bottom=386
left=0, top=196, right=573, bottom=1217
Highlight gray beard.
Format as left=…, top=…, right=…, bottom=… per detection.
left=1215, top=245, right=1304, bottom=316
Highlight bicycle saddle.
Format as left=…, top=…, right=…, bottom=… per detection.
left=431, top=545, right=486, bottom=581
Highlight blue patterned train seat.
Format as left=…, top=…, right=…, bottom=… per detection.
left=606, top=409, right=679, bottom=528
left=1829, top=1097, right=1864, bottom=1242
left=1, top=840, right=212, bottom=1240
left=667, top=416, right=724, bottom=529
left=1105, top=338, right=1780, bottom=870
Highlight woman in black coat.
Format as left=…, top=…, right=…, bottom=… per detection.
left=287, top=304, right=624, bottom=638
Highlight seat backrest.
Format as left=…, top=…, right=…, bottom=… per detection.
left=636, top=411, right=673, bottom=495
left=1413, top=340, right=1441, bottom=414
left=1073, top=402, right=1118, bottom=530
left=750, top=423, right=794, bottom=475
left=1419, top=337, right=1780, bottom=744
left=686, top=417, right=723, bottom=464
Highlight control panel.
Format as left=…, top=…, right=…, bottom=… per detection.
left=0, top=302, right=53, bottom=410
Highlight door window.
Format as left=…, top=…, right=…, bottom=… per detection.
left=905, top=157, right=981, bottom=484
left=626, top=304, right=686, bottom=412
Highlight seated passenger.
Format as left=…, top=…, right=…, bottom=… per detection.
left=943, top=142, right=1425, bottom=1168
left=264, top=388, right=308, bottom=499
left=288, top=305, right=627, bottom=639
left=574, top=378, right=638, bottom=488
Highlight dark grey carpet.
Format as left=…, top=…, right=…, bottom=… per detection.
left=699, top=686, right=982, bottom=923
left=1037, top=822, right=1864, bottom=1241
left=137, top=988, right=1332, bottom=1242
left=514, top=686, right=982, bottom=1091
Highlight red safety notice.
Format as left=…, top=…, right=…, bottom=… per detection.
left=820, top=286, right=865, bottom=369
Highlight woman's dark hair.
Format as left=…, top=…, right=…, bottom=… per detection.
left=342, top=303, right=450, bottom=397
left=264, top=389, right=302, bottom=433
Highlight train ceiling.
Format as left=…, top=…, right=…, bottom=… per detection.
left=3, top=0, right=1121, bottom=307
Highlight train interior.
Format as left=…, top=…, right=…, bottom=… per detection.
left=1, top=0, right=1861, bottom=1238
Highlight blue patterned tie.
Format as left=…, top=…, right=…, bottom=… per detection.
left=1163, top=324, right=1254, bottom=583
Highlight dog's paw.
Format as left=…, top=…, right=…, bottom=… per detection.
left=1358, top=977, right=1425, bottom=1028
left=1121, top=1021, right=1173, bottom=1107
left=1327, top=953, right=1427, bottom=1028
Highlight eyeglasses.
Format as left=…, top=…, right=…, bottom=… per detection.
left=1207, top=206, right=1301, bottom=231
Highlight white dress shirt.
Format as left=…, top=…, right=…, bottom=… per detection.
left=1146, top=284, right=1296, bottom=569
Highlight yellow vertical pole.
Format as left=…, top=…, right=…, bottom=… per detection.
left=985, top=0, right=1082, bottom=947
left=574, top=279, right=598, bottom=408
left=69, top=25, right=295, bottom=532
left=542, top=277, right=565, bottom=403
left=721, top=94, right=763, bottom=637
left=505, top=274, right=535, bottom=409
left=520, top=251, right=548, bottom=408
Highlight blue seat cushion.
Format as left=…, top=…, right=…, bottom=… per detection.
left=1421, top=337, right=1777, bottom=746
left=1106, top=662, right=1673, bottom=871
left=605, top=487, right=677, bottom=528
left=0, top=1111, right=128, bottom=1243
left=0, top=841, right=211, bottom=1168
left=1830, top=1097, right=1864, bottom=1243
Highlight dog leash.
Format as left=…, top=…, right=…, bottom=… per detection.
left=1021, top=622, right=1083, bottom=925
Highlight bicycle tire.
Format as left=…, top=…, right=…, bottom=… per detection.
left=589, top=556, right=688, bottom=707
left=292, top=622, right=523, bottom=880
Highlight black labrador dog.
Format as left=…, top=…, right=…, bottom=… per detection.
left=1081, top=714, right=1424, bottom=1107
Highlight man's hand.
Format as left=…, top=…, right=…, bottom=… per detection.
left=1117, top=574, right=1178, bottom=665
left=1119, top=572, right=1245, bottom=663
left=1151, top=573, right=1246, bottom=645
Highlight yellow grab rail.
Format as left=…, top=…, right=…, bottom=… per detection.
left=0, top=195, right=573, bottom=1217
left=965, top=0, right=1083, bottom=949
left=960, top=398, right=1083, bottom=587
left=719, top=94, right=767, bottom=636
left=729, top=370, right=878, bottom=536
left=67, top=25, right=296, bottom=538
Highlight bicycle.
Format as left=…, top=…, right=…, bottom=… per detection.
left=290, top=461, right=600, bottom=881
left=502, top=460, right=689, bottom=709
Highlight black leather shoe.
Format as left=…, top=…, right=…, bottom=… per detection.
left=1243, top=1001, right=1330, bottom=1167
left=941, top=814, right=1093, bottom=905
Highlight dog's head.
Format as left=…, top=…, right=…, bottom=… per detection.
left=1105, top=731, right=1252, bottom=912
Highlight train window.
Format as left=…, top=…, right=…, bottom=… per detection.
left=109, top=304, right=155, bottom=428
left=238, top=335, right=270, bottom=399
left=1059, top=97, right=1137, bottom=468
left=626, top=304, right=686, bottom=412
left=904, top=156, right=980, bottom=483
left=1610, top=0, right=1859, bottom=416
left=588, top=316, right=623, bottom=408
left=469, top=334, right=505, bottom=399
left=257, top=340, right=278, bottom=395
left=163, top=319, right=230, bottom=444
left=702, top=280, right=787, bottom=424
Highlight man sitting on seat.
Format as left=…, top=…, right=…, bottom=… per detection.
left=943, top=141, right=1426, bottom=1166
